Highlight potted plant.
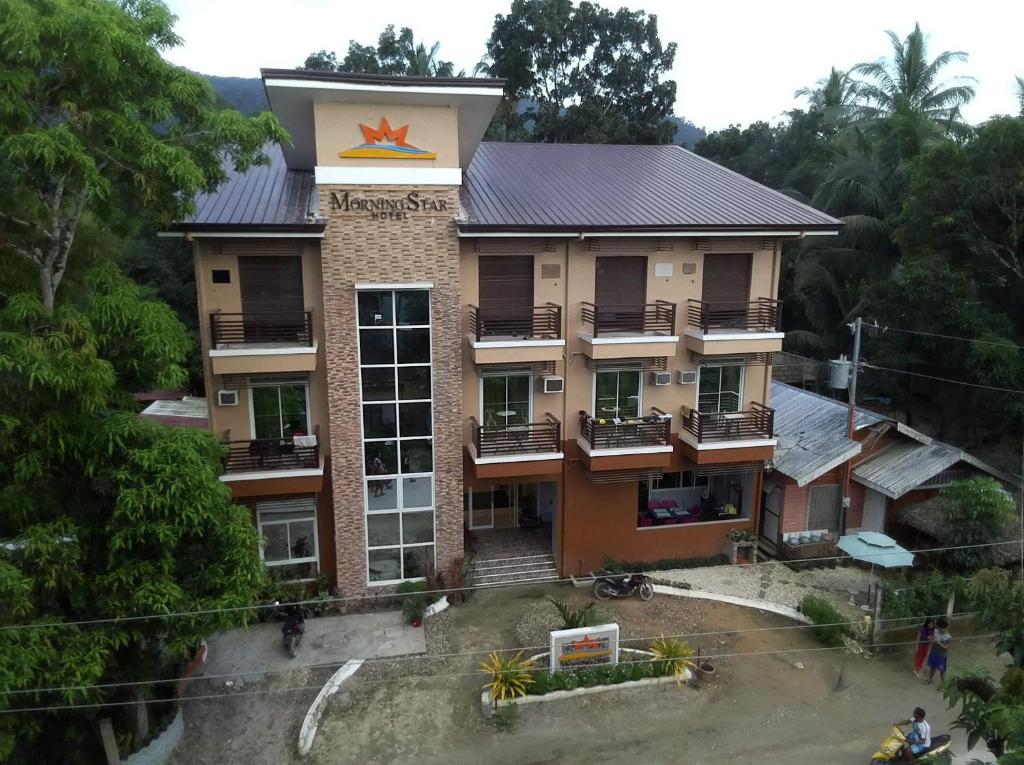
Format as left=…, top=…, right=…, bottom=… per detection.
left=402, top=595, right=428, bottom=627
left=724, top=528, right=757, bottom=565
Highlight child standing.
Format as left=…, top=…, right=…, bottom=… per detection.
left=925, top=618, right=952, bottom=684
left=914, top=617, right=935, bottom=676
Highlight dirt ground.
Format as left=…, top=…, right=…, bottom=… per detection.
left=313, top=585, right=1003, bottom=765
left=172, top=584, right=1004, bottom=765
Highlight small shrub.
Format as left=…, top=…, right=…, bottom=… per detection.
left=649, top=637, right=697, bottom=684
left=728, top=528, right=755, bottom=543
left=601, top=554, right=729, bottom=574
left=548, top=597, right=599, bottom=629
left=800, top=595, right=850, bottom=646
left=529, top=671, right=554, bottom=695
left=423, top=555, right=443, bottom=593
left=480, top=651, right=536, bottom=705
left=491, top=704, right=519, bottom=732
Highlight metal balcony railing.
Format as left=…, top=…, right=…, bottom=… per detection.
left=580, top=301, right=676, bottom=337
left=686, top=298, right=781, bottom=333
left=468, top=303, right=562, bottom=342
left=223, top=425, right=320, bottom=473
left=681, top=402, right=774, bottom=443
left=471, top=414, right=561, bottom=457
left=578, top=408, right=671, bottom=450
left=210, top=311, right=313, bottom=347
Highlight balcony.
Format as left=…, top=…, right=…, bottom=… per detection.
left=467, top=304, right=564, bottom=364
left=220, top=426, right=324, bottom=491
left=467, top=414, right=564, bottom=478
left=578, top=301, right=679, bottom=359
left=684, top=299, right=784, bottom=355
left=678, top=403, right=777, bottom=464
left=576, top=408, right=673, bottom=471
left=208, top=311, right=317, bottom=375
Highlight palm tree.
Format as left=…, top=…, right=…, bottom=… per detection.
left=853, top=23, right=976, bottom=142
left=403, top=37, right=459, bottom=77
left=795, top=68, right=861, bottom=133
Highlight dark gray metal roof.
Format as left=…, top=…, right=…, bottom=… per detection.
left=770, top=381, right=884, bottom=487
left=459, top=143, right=843, bottom=233
left=853, top=442, right=965, bottom=499
left=171, top=144, right=320, bottom=232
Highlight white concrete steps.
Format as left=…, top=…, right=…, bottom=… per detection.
left=471, top=553, right=558, bottom=587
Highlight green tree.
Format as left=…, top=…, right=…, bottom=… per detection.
left=853, top=23, right=976, bottom=147
left=943, top=569, right=1024, bottom=761
left=935, top=478, right=1017, bottom=569
left=0, top=0, right=285, bottom=313
left=301, top=25, right=458, bottom=77
left=795, top=67, right=862, bottom=135
left=0, top=267, right=266, bottom=762
left=480, top=0, right=677, bottom=143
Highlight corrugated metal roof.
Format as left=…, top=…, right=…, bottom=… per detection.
left=172, top=144, right=320, bottom=231
left=769, top=381, right=884, bottom=487
left=459, top=143, right=843, bottom=232
left=852, top=441, right=963, bottom=499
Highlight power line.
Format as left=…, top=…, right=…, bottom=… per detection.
left=879, top=325, right=1024, bottom=352
left=860, top=363, right=1024, bottom=395
left=0, top=633, right=998, bottom=715
left=0, top=609, right=972, bottom=698
left=1, top=539, right=1019, bottom=633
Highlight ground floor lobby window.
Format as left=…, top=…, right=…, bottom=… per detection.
left=637, top=471, right=754, bottom=528
left=254, top=496, right=319, bottom=579
left=464, top=482, right=557, bottom=530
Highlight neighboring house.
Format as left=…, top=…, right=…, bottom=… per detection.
left=164, top=70, right=843, bottom=591
left=764, top=381, right=1015, bottom=555
left=139, top=396, right=210, bottom=430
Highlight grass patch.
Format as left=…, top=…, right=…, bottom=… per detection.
left=800, top=594, right=850, bottom=646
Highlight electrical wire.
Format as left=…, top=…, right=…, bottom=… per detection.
left=860, top=363, right=1024, bottom=395
left=0, top=609, right=976, bottom=698
left=878, top=325, right=1024, bottom=353
left=0, top=539, right=1019, bottom=633
left=0, top=633, right=997, bottom=715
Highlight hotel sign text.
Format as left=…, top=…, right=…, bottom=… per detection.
left=329, top=191, right=449, bottom=222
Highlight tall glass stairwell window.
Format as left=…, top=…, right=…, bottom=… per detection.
left=697, top=366, right=743, bottom=413
left=482, top=375, right=531, bottom=426
left=594, top=369, right=641, bottom=419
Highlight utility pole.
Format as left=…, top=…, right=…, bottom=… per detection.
left=840, top=317, right=863, bottom=536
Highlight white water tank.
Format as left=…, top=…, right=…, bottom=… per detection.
left=830, top=356, right=851, bottom=390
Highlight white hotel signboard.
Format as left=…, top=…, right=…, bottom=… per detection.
left=549, top=624, right=619, bottom=671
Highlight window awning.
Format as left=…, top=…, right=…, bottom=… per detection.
left=221, top=372, right=311, bottom=389
left=688, top=351, right=774, bottom=368
left=584, top=357, right=668, bottom=372
left=586, top=468, right=664, bottom=485
left=476, top=361, right=556, bottom=377
left=681, top=460, right=765, bottom=477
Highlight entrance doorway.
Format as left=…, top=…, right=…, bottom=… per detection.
left=464, top=481, right=557, bottom=531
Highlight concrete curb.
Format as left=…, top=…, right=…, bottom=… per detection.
left=651, top=584, right=811, bottom=624
left=480, top=672, right=689, bottom=717
left=297, top=659, right=363, bottom=758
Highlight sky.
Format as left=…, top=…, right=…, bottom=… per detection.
left=163, top=0, right=1022, bottom=131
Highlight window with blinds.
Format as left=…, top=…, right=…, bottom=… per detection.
left=806, top=485, right=842, bottom=534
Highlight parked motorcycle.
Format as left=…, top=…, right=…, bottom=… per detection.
left=278, top=603, right=305, bottom=658
left=592, top=572, right=654, bottom=601
left=870, top=725, right=951, bottom=763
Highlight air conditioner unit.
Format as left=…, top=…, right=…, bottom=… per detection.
left=676, top=370, right=698, bottom=385
left=651, top=371, right=672, bottom=386
left=540, top=375, right=564, bottom=394
left=217, top=389, right=239, bottom=407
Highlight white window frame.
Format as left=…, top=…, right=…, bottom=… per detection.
left=248, top=383, right=312, bottom=440
left=592, top=368, right=643, bottom=418
left=256, top=498, right=319, bottom=579
left=479, top=373, right=533, bottom=426
left=696, top=365, right=745, bottom=413
left=356, top=288, right=437, bottom=585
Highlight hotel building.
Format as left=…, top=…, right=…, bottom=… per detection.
left=168, top=71, right=842, bottom=591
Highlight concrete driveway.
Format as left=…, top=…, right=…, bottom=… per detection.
left=202, top=611, right=425, bottom=678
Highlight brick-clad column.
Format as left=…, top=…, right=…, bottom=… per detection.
left=318, top=186, right=463, bottom=594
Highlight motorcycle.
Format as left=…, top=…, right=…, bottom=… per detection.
left=278, top=603, right=305, bottom=658
left=870, top=725, right=951, bottom=763
left=592, top=572, right=654, bottom=601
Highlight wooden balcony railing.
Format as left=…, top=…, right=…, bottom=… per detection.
left=468, top=303, right=562, bottom=342
left=580, top=301, right=676, bottom=337
left=223, top=425, right=320, bottom=473
left=471, top=414, right=562, bottom=458
left=210, top=311, right=314, bottom=347
left=578, top=408, right=671, bottom=450
left=681, top=402, right=774, bottom=443
left=686, top=298, right=781, bottom=333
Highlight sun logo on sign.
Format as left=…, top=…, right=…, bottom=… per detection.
left=339, top=117, right=438, bottom=160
